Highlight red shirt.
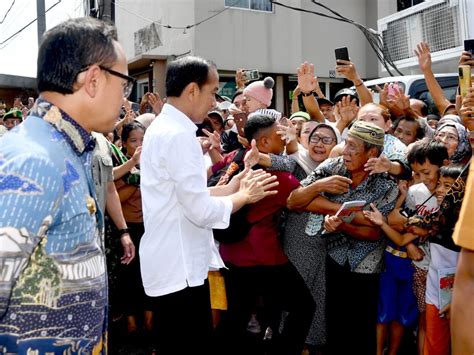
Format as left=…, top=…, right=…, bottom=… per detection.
left=211, top=150, right=239, bottom=175
left=220, top=171, right=300, bottom=267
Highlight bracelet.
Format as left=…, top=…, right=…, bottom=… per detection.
left=354, top=81, right=364, bottom=87
left=118, top=228, right=130, bottom=236
left=301, top=91, right=314, bottom=97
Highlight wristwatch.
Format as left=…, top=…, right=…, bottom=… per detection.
left=118, top=228, right=130, bottom=237
left=301, top=91, right=314, bottom=97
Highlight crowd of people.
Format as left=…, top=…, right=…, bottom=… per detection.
left=1, top=16, right=474, bottom=355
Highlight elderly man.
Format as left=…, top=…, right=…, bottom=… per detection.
left=0, top=17, right=132, bottom=353
left=287, top=121, right=399, bottom=355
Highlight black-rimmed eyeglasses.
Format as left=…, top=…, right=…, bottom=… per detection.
left=99, top=66, right=136, bottom=98
left=309, top=135, right=335, bottom=145
left=78, top=65, right=136, bottom=98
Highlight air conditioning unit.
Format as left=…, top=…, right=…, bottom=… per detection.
left=377, top=0, right=469, bottom=74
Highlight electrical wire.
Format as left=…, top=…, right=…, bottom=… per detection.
left=112, top=0, right=241, bottom=31
left=1, top=0, right=29, bottom=35
left=0, top=0, right=61, bottom=49
left=270, top=0, right=403, bottom=76
left=0, top=0, right=16, bottom=24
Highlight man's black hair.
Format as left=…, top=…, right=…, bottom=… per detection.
left=244, top=114, right=276, bottom=142
left=439, top=164, right=465, bottom=179
left=165, top=56, right=216, bottom=97
left=407, top=138, right=448, bottom=167
left=37, top=17, right=118, bottom=94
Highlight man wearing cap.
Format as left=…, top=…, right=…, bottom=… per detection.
left=287, top=120, right=398, bottom=355
left=289, top=111, right=310, bottom=138
left=3, top=108, right=23, bottom=130
left=316, top=97, right=336, bottom=123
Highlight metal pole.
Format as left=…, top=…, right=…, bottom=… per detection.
left=37, top=0, right=46, bottom=45
left=102, top=0, right=114, bottom=22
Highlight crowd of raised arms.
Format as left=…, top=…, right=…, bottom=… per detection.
left=1, top=16, right=474, bottom=355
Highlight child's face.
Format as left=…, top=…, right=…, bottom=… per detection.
left=435, top=176, right=456, bottom=205
left=411, top=160, right=440, bottom=193
left=394, top=119, right=417, bottom=146
left=123, top=128, right=144, bottom=157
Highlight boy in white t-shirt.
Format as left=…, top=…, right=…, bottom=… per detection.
left=374, top=139, right=448, bottom=355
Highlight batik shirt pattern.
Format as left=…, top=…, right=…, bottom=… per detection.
left=0, top=100, right=107, bottom=354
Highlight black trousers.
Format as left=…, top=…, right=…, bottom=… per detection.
left=326, top=256, right=380, bottom=355
left=118, top=222, right=153, bottom=315
left=150, top=280, right=213, bottom=355
left=218, top=262, right=315, bottom=355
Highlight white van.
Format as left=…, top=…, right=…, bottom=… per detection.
left=361, top=73, right=459, bottom=115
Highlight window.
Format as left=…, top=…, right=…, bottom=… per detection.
left=397, top=0, right=424, bottom=11
left=225, top=0, right=273, bottom=12
left=136, top=79, right=149, bottom=102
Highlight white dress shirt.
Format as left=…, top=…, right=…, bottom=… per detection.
left=140, top=103, right=231, bottom=297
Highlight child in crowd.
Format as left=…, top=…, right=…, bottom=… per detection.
left=424, top=164, right=467, bottom=355
left=365, top=138, right=448, bottom=355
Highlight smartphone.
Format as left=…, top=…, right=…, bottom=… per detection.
left=242, top=69, right=260, bottom=83
left=464, top=39, right=474, bottom=55
left=131, top=102, right=140, bottom=112
left=459, top=65, right=472, bottom=97
left=335, top=47, right=349, bottom=62
left=233, top=112, right=248, bottom=136
left=387, top=82, right=400, bottom=97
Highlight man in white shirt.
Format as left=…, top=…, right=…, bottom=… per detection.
left=140, top=56, right=278, bottom=354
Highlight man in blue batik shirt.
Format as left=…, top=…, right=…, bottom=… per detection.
left=0, top=17, right=134, bottom=354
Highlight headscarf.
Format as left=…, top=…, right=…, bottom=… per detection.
left=435, top=120, right=472, bottom=164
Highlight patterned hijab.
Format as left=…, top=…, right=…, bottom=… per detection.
left=435, top=120, right=472, bottom=164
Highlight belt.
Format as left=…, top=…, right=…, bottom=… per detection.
left=385, top=245, right=408, bottom=258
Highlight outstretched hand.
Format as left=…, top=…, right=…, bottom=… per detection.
left=414, top=42, right=432, bottom=73
left=244, top=139, right=260, bottom=169
left=364, top=155, right=391, bottom=175
left=276, top=118, right=297, bottom=143
left=363, top=203, right=384, bottom=226
left=147, top=92, right=164, bottom=115
left=336, top=95, right=358, bottom=126
left=202, top=129, right=222, bottom=152
left=297, top=62, right=316, bottom=94
left=239, top=169, right=279, bottom=204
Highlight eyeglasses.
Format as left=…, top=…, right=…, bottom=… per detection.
left=436, top=131, right=458, bottom=143
left=99, top=66, right=136, bottom=98
left=309, top=135, right=335, bottom=145
left=77, top=65, right=136, bottom=98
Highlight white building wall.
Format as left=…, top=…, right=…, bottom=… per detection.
left=116, top=0, right=379, bottom=79
left=115, top=0, right=195, bottom=61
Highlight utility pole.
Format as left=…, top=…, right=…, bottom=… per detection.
left=37, top=0, right=46, bottom=45
left=102, top=0, right=115, bottom=23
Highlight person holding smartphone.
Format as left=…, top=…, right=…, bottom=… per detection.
left=335, top=47, right=373, bottom=107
